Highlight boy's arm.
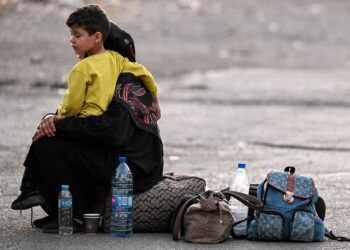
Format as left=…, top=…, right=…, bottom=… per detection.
left=58, top=70, right=87, bottom=117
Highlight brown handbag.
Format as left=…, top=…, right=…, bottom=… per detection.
left=172, top=190, right=263, bottom=244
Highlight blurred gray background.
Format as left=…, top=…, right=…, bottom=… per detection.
left=2, top=0, right=350, bottom=84
left=1, top=1, right=350, bottom=249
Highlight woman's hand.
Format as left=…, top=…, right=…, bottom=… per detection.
left=32, top=115, right=65, bottom=141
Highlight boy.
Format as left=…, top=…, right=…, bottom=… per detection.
left=59, top=5, right=160, bottom=119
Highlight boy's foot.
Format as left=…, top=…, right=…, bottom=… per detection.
left=11, top=191, right=45, bottom=210
left=42, top=219, right=84, bottom=234
left=33, top=215, right=55, bottom=228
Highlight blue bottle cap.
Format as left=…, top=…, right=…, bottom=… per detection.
left=238, top=163, right=246, bottom=169
left=118, top=156, right=126, bottom=163
left=61, top=184, right=69, bottom=190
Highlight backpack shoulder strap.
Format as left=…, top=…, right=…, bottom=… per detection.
left=325, top=229, right=350, bottom=242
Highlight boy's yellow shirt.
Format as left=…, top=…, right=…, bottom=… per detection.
left=58, top=50, right=157, bottom=118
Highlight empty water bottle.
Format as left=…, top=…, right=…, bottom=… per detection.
left=229, top=163, right=250, bottom=237
left=58, top=184, right=73, bottom=235
left=110, top=156, right=133, bottom=237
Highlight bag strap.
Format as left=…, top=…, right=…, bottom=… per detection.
left=170, top=194, right=195, bottom=229
left=172, top=195, right=199, bottom=241
left=222, top=190, right=263, bottom=210
left=325, top=230, right=350, bottom=242
left=232, top=216, right=252, bottom=227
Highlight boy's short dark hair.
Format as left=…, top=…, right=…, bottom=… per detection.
left=66, top=5, right=110, bottom=42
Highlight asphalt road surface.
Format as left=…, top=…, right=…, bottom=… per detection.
left=1, top=1, right=350, bottom=249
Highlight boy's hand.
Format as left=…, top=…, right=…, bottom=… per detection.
left=153, top=96, right=161, bottom=120
left=32, top=115, right=65, bottom=141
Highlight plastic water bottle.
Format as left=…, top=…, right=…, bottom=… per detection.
left=58, top=184, right=73, bottom=235
left=110, top=156, right=133, bottom=237
left=229, top=163, right=250, bottom=237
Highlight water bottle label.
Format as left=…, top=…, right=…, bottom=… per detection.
left=113, top=195, right=132, bottom=207
left=59, top=199, right=72, bottom=208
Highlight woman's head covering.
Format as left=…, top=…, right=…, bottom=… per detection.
left=104, top=22, right=136, bottom=62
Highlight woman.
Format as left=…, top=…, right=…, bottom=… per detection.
left=11, top=22, right=164, bottom=232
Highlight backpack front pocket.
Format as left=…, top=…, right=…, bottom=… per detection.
left=290, top=210, right=314, bottom=242
left=258, top=212, right=284, bottom=240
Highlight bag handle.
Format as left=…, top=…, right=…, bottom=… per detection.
left=172, top=195, right=199, bottom=241
left=222, top=190, right=263, bottom=210
left=284, top=166, right=296, bottom=174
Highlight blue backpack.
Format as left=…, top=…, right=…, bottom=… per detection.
left=246, top=167, right=325, bottom=242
